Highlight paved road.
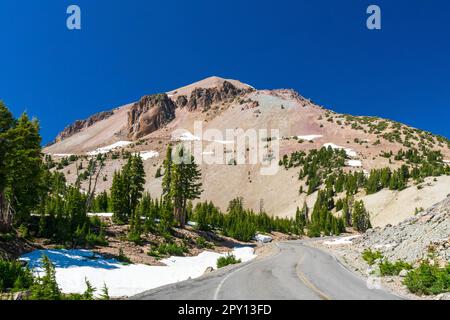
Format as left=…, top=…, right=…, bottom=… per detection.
left=133, top=241, right=401, bottom=300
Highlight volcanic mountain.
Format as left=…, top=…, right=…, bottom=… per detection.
left=44, top=76, right=450, bottom=227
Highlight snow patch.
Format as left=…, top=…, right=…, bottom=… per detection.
left=253, top=234, right=273, bottom=243
left=323, top=143, right=357, bottom=158
left=134, top=151, right=159, bottom=161
left=323, top=235, right=361, bottom=246
left=87, top=141, right=133, bottom=156
left=87, top=212, right=113, bottom=218
left=346, top=160, right=363, bottom=167
left=20, top=247, right=256, bottom=298
left=173, top=132, right=201, bottom=142
left=444, top=160, right=450, bottom=164
left=297, top=135, right=323, bottom=141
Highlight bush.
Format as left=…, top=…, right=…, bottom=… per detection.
left=0, top=259, right=34, bottom=292
left=362, top=249, right=384, bottom=266
left=195, top=237, right=213, bottom=249
left=403, top=261, right=450, bottom=295
left=379, top=260, right=413, bottom=276
left=148, top=242, right=188, bottom=258
left=85, top=231, right=108, bottom=247
left=217, top=254, right=241, bottom=268
left=117, top=248, right=131, bottom=264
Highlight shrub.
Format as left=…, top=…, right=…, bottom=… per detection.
left=85, top=231, right=108, bottom=247
left=148, top=242, right=188, bottom=258
left=379, top=260, right=413, bottom=276
left=403, top=261, right=450, bottom=295
left=0, top=259, right=34, bottom=292
left=117, top=248, right=131, bottom=264
left=195, top=237, right=213, bottom=249
left=362, top=249, right=384, bottom=266
left=217, top=254, right=241, bottom=268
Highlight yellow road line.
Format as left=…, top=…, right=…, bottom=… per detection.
left=296, top=257, right=332, bottom=301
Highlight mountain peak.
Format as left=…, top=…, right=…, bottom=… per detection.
left=167, top=76, right=255, bottom=98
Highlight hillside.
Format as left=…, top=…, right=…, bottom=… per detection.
left=43, top=76, right=450, bottom=226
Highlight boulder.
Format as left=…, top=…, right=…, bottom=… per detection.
left=399, top=269, right=409, bottom=277
left=254, top=234, right=273, bottom=243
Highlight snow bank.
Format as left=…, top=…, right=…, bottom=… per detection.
left=297, top=135, right=323, bottom=141
left=87, top=212, right=113, bottom=218
left=253, top=234, right=273, bottom=243
left=87, top=141, right=133, bottom=156
left=20, top=247, right=256, bottom=298
left=323, top=235, right=361, bottom=246
left=346, top=160, right=362, bottom=167
left=323, top=143, right=357, bottom=158
left=134, top=151, right=159, bottom=161
left=173, top=132, right=201, bottom=142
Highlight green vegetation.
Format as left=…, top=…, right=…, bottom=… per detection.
left=361, top=250, right=449, bottom=296
left=362, top=249, right=384, bottom=266
left=0, top=259, right=34, bottom=292
left=164, top=145, right=203, bottom=228
left=217, top=254, right=241, bottom=268
left=190, top=197, right=305, bottom=242
left=195, top=236, right=213, bottom=249
left=148, top=241, right=188, bottom=258
left=403, top=261, right=450, bottom=295
left=117, top=248, right=131, bottom=264
left=0, top=254, right=109, bottom=300
left=379, top=260, right=413, bottom=276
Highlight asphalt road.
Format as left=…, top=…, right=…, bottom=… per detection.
left=132, top=241, right=401, bottom=300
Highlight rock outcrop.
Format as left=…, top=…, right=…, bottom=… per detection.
left=53, top=111, right=114, bottom=143
left=126, top=81, right=251, bottom=139
left=127, top=93, right=177, bottom=139
left=183, top=80, right=251, bottom=112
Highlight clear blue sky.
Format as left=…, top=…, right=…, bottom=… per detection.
left=1, top=0, right=449, bottom=144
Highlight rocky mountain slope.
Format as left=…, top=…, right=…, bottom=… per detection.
left=355, top=195, right=450, bottom=264
left=43, top=76, right=450, bottom=225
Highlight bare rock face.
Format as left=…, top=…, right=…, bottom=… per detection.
left=184, top=81, right=251, bottom=112
left=52, top=111, right=114, bottom=143
left=126, top=81, right=250, bottom=139
left=127, top=93, right=177, bottom=139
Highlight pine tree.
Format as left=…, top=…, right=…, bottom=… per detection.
left=0, top=102, right=15, bottom=231
left=3, top=112, right=43, bottom=226
left=352, top=200, right=372, bottom=232
left=111, top=170, right=128, bottom=223
left=162, top=145, right=173, bottom=201
left=169, top=145, right=202, bottom=228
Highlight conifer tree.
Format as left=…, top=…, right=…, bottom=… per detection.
left=3, top=112, right=43, bottom=225
left=352, top=200, right=372, bottom=232
left=169, top=145, right=202, bottom=228
left=0, top=102, right=15, bottom=231
left=162, top=145, right=173, bottom=202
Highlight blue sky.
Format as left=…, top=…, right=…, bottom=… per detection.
left=1, top=0, right=449, bottom=144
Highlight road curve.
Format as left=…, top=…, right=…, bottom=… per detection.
left=132, top=241, right=401, bottom=300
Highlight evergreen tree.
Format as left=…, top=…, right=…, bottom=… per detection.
left=162, top=145, right=173, bottom=201
left=352, top=200, right=372, bottom=232
left=110, top=171, right=128, bottom=223
left=0, top=102, right=15, bottom=231
left=169, top=145, right=202, bottom=228
left=3, top=113, right=43, bottom=225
